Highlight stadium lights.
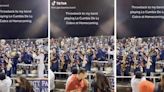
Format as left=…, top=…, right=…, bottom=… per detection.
left=26, top=14, right=48, bottom=37
left=50, top=22, right=67, bottom=38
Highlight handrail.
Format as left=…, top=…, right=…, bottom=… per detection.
left=117, top=76, right=161, bottom=79
left=53, top=72, right=114, bottom=76
left=117, top=75, right=161, bottom=85
left=17, top=63, right=48, bottom=66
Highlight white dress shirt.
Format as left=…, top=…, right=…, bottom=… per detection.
left=131, top=76, right=145, bottom=92
left=0, top=76, right=12, bottom=92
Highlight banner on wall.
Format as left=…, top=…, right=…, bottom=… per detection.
left=29, top=79, right=48, bottom=92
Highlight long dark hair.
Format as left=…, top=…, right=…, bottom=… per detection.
left=18, top=77, right=34, bottom=92
left=95, top=71, right=110, bottom=92
left=160, top=75, right=164, bottom=91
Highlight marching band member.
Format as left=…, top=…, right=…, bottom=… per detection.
left=33, top=49, right=45, bottom=78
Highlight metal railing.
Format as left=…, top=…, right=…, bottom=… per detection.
left=11, top=63, right=48, bottom=78
left=117, top=76, right=161, bottom=88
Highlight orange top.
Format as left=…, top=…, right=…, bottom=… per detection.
left=66, top=75, right=88, bottom=92
left=139, top=80, right=155, bottom=92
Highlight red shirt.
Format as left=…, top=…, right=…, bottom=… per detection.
left=66, top=74, right=88, bottom=92
left=139, top=80, right=155, bottom=92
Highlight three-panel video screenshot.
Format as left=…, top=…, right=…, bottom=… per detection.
left=0, top=0, right=163, bottom=92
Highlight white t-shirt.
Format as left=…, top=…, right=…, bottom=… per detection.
left=131, top=76, right=145, bottom=92
left=0, top=76, right=12, bottom=92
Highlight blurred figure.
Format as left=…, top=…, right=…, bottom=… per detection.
left=16, top=76, right=34, bottom=92
left=66, top=68, right=88, bottom=92
left=91, top=71, right=111, bottom=92
left=154, top=75, right=164, bottom=92
left=50, top=69, right=55, bottom=92
left=0, top=72, right=12, bottom=92
left=131, top=71, right=145, bottom=92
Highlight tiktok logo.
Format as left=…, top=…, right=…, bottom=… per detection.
left=51, top=1, right=56, bottom=6
left=51, top=0, right=67, bottom=6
